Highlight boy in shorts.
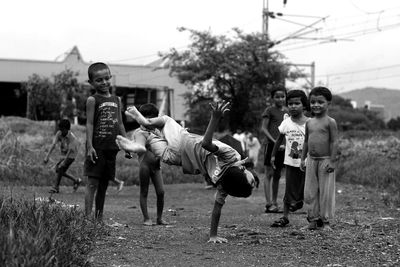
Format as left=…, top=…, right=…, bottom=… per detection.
left=44, top=119, right=82, bottom=193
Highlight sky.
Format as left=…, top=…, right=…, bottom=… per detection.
left=2, top=0, right=400, bottom=94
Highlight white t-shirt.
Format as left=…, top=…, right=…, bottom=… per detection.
left=278, top=117, right=306, bottom=167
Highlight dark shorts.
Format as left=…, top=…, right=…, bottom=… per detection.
left=263, top=142, right=284, bottom=168
left=283, top=165, right=305, bottom=212
left=56, top=158, right=75, bottom=174
left=84, top=149, right=118, bottom=180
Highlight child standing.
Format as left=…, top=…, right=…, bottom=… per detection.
left=133, top=104, right=168, bottom=226
left=270, top=90, right=308, bottom=227
left=84, top=62, right=137, bottom=221
left=118, top=101, right=256, bottom=243
left=261, top=87, right=288, bottom=213
left=44, top=119, right=82, bottom=193
left=300, top=87, right=338, bottom=231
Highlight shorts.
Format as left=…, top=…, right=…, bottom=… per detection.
left=283, top=165, right=305, bottom=212
left=263, top=142, right=284, bottom=168
left=56, top=158, right=75, bottom=174
left=84, top=149, right=118, bottom=180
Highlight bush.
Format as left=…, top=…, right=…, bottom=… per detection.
left=0, top=196, right=107, bottom=266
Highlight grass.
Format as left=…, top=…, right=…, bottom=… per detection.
left=0, top=194, right=108, bottom=266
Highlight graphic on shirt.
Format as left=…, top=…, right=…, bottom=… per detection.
left=289, top=141, right=302, bottom=159
left=97, top=102, right=118, bottom=138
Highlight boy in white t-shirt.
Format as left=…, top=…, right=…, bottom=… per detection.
left=270, top=90, right=309, bottom=227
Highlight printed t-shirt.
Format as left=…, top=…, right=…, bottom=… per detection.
left=278, top=117, right=306, bottom=167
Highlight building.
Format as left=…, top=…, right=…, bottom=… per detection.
left=0, top=46, right=190, bottom=126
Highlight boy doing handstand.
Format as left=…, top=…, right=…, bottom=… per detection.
left=117, top=101, right=256, bottom=243
left=300, top=87, right=338, bottom=231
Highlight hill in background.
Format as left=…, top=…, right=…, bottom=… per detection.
left=339, top=87, right=400, bottom=121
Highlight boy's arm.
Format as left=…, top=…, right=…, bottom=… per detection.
left=44, top=132, right=59, bottom=163
left=270, top=134, right=284, bottom=169
left=327, top=118, right=339, bottom=172
left=300, top=121, right=309, bottom=171
left=117, top=97, right=128, bottom=137
left=201, top=101, right=230, bottom=153
left=208, top=201, right=227, bottom=243
left=261, top=116, right=275, bottom=143
left=125, top=106, right=166, bottom=128
left=86, top=96, right=97, bottom=163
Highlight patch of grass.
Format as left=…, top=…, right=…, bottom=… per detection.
left=0, top=195, right=107, bottom=266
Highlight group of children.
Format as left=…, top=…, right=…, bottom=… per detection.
left=261, top=86, right=338, bottom=230
left=44, top=61, right=338, bottom=243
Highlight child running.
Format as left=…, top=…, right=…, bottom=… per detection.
left=300, top=86, right=338, bottom=231
left=117, top=101, right=256, bottom=243
left=44, top=119, right=82, bottom=193
left=270, top=90, right=308, bottom=227
left=261, top=87, right=288, bottom=213
left=83, top=62, right=143, bottom=221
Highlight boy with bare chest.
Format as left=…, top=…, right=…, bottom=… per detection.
left=300, top=87, right=338, bottom=230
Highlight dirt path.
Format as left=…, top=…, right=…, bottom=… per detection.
left=6, top=182, right=400, bottom=266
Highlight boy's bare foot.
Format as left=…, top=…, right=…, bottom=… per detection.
left=116, top=135, right=146, bottom=153
left=143, top=219, right=153, bottom=226
left=125, top=106, right=147, bottom=124
left=156, top=219, right=169, bottom=225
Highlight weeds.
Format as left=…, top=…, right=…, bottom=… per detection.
left=0, top=195, right=107, bottom=266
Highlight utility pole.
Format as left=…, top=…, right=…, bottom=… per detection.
left=262, top=0, right=269, bottom=36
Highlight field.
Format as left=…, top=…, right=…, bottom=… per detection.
left=1, top=117, right=400, bottom=266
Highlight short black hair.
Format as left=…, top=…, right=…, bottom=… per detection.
left=310, top=86, right=332, bottom=101
left=287, top=89, right=308, bottom=109
left=219, top=166, right=252, bottom=198
left=58, top=119, right=71, bottom=130
left=271, top=85, right=287, bottom=98
left=88, top=62, right=110, bottom=81
left=139, top=103, right=159, bottom=118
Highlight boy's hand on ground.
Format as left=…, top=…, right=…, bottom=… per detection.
left=207, top=236, right=228, bottom=244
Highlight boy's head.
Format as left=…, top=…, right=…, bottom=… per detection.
left=309, top=86, right=332, bottom=102
left=58, top=119, right=71, bottom=136
left=309, top=86, right=332, bottom=116
left=219, top=166, right=255, bottom=198
left=270, top=86, right=286, bottom=108
left=139, top=103, right=159, bottom=118
left=88, top=62, right=112, bottom=94
left=286, top=89, right=308, bottom=117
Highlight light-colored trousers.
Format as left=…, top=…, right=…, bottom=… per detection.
left=304, top=157, right=335, bottom=222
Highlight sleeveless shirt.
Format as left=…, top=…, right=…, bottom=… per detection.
left=92, top=94, right=120, bottom=150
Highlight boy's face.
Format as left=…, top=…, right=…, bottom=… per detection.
left=244, top=169, right=256, bottom=189
left=273, top=91, right=286, bottom=107
left=287, top=97, right=304, bottom=117
left=309, top=95, right=329, bottom=115
left=89, top=68, right=112, bottom=94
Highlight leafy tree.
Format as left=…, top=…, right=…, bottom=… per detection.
left=22, top=69, right=89, bottom=123
left=162, top=28, right=304, bottom=133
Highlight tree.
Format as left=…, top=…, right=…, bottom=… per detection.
left=162, top=28, right=304, bottom=132
left=387, top=117, right=400, bottom=131
left=22, top=69, right=89, bottom=123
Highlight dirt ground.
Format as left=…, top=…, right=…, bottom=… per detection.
left=4, top=181, right=400, bottom=267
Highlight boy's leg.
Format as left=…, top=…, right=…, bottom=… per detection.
left=271, top=166, right=282, bottom=207
left=151, top=169, right=167, bottom=225
left=304, top=158, right=321, bottom=227
left=85, top=177, right=98, bottom=217
left=94, top=178, right=109, bottom=221
left=139, top=160, right=152, bottom=225
left=319, top=159, right=336, bottom=224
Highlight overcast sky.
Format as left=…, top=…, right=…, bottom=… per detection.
left=2, top=0, right=400, bottom=93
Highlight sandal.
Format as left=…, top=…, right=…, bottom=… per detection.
left=265, top=204, right=279, bottom=213
left=271, top=217, right=289, bottom=227
left=49, top=188, right=59, bottom=194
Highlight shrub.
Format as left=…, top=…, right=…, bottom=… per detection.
left=0, top=196, right=107, bottom=266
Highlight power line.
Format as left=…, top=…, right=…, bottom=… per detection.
left=316, top=64, right=400, bottom=77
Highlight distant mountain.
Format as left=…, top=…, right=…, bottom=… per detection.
left=339, top=87, right=400, bottom=121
